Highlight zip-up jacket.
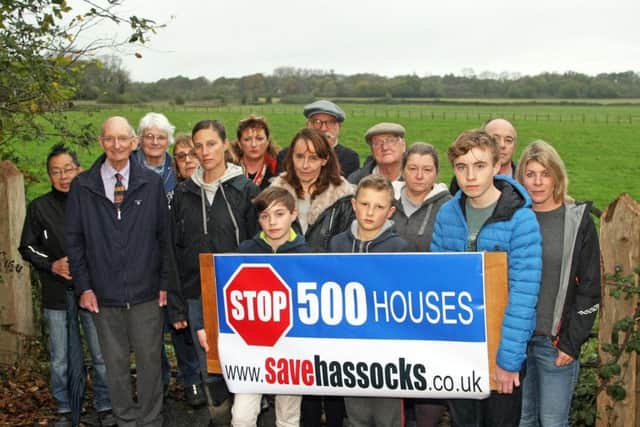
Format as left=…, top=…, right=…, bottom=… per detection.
left=392, top=183, right=452, bottom=252
left=19, top=188, right=72, bottom=310
left=329, top=220, right=413, bottom=253
left=66, top=154, right=179, bottom=315
left=134, top=149, right=177, bottom=204
left=238, top=231, right=313, bottom=254
left=431, top=175, right=542, bottom=372
left=547, top=202, right=601, bottom=359
left=172, top=169, right=259, bottom=303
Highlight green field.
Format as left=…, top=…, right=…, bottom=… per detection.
left=15, top=103, right=640, bottom=212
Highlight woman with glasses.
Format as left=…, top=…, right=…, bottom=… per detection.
left=173, top=134, right=200, bottom=181
left=230, top=115, right=280, bottom=190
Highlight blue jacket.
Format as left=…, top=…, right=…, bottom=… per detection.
left=430, top=175, right=542, bottom=372
left=66, top=154, right=179, bottom=318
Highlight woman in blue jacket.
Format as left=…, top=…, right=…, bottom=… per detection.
left=516, top=140, right=600, bottom=427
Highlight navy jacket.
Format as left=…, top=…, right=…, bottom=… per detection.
left=238, top=231, right=313, bottom=254
left=66, top=154, right=179, bottom=318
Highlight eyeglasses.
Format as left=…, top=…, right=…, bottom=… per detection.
left=370, top=136, right=401, bottom=149
left=308, top=118, right=338, bottom=129
left=49, top=166, right=78, bottom=177
left=100, top=135, right=134, bottom=145
left=174, top=151, right=196, bottom=162
left=142, top=133, right=169, bottom=142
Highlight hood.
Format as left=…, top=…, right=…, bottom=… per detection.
left=395, top=181, right=450, bottom=206
left=349, top=218, right=395, bottom=242
left=191, top=163, right=243, bottom=203
left=455, top=175, right=531, bottom=222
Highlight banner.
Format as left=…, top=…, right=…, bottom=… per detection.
left=212, top=252, right=490, bottom=399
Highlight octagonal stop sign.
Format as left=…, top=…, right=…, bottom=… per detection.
left=223, top=264, right=293, bottom=346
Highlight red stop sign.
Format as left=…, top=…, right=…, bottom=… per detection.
left=223, top=264, right=292, bottom=346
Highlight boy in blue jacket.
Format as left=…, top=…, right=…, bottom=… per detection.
left=430, top=130, right=542, bottom=427
left=329, top=175, right=411, bottom=427
left=231, top=186, right=311, bottom=427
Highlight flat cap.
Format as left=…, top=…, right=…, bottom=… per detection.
left=303, top=100, right=346, bottom=123
left=365, top=122, right=406, bottom=143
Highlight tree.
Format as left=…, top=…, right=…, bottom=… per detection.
left=0, top=0, right=160, bottom=155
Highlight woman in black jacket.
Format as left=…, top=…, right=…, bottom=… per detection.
left=270, top=128, right=355, bottom=252
left=270, top=128, right=354, bottom=426
left=516, top=140, right=600, bottom=427
left=171, top=119, right=259, bottom=421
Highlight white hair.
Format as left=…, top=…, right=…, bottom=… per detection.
left=138, top=112, right=176, bottom=145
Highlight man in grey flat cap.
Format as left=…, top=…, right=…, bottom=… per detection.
left=276, top=99, right=360, bottom=177
left=348, top=122, right=406, bottom=184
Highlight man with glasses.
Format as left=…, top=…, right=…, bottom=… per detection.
left=276, top=100, right=360, bottom=177
left=66, top=116, right=181, bottom=427
left=348, top=122, right=407, bottom=184
left=19, top=144, right=116, bottom=427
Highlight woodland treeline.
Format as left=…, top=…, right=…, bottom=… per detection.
left=75, top=58, right=640, bottom=104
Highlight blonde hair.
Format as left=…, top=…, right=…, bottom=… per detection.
left=516, top=140, right=572, bottom=203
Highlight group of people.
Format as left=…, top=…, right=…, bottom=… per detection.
left=19, top=99, right=601, bottom=427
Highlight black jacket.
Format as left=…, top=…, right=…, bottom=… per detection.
left=172, top=176, right=259, bottom=301
left=552, top=202, right=601, bottom=359
left=347, top=156, right=376, bottom=185
left=66, top=154, right=179, bottom=316
left=19, top=188, right=72, bottom=309
left=301, top=195, right=355, bottom=251
left=329, top=221, right=413, bottom=253
left=238, top=232, right=313, bottom=254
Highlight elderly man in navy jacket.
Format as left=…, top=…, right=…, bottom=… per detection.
left=66, top=116, right=182, bottom=427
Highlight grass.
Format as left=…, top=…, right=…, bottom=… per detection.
left=11, top=103, right=639, bottom=214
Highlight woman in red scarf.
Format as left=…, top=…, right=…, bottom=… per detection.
left=231, top=115, right=280, bottom=190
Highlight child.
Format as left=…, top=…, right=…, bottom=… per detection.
left=430, top=130, right=542, bottom=427
left=329, top=174, right=411, bottom=427
left=231, top=186, right=311, bottom=427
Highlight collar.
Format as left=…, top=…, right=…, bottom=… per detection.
left=101, top=159, right=131, bottom=185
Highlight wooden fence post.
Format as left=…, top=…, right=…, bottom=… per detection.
left=0, top=161, right=33, bottom=365
left=597, top=193, right=640, bottom=427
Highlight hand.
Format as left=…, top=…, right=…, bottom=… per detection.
left=555, top=350, right=575, bottom=367
left=494, top=365, right=520, bottom=394
left=79, top=290, right=99, bottom=313
left=51, top=257, right=72, bottom=280
left=158, top=290, right=167, bottom=307
left=197, top=329, right=209, bottom=353
left=173, top=320, right=188, bottom=330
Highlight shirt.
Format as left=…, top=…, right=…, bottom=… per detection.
left=100, top=160, right=130, bottom=202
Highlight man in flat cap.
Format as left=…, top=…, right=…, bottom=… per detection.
left=276, top=100, right=360, bottom=177
left=348, top=122, right=406, bottom=184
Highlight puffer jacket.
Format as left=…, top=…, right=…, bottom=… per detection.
left=270, top=175, right=355, bottom=251
left=392, top=182, right=452, bottom=252
left=172, top=164, right=259, bottom=304
left=547, top=202, right=601, bottom=359
left=431, top=175, right=542, bottom=372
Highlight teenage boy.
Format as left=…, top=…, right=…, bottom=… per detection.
left=329, top=174, right=411, bottom=427
left=231, top=186, right=311, bottom=427
left=430, top=130, right=542, bottom=427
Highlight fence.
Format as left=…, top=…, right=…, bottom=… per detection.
left=67, top=103, right=640, bottom=125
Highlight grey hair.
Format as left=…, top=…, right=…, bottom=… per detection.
left=403, top=142, right=440, bottom=172
left=138, top=112, right=176, bottom=145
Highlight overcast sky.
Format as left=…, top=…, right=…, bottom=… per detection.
left=76, top=0, right=640, bottom=82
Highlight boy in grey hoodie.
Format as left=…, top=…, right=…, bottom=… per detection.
left=328, top=175, right=411, bottom=427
